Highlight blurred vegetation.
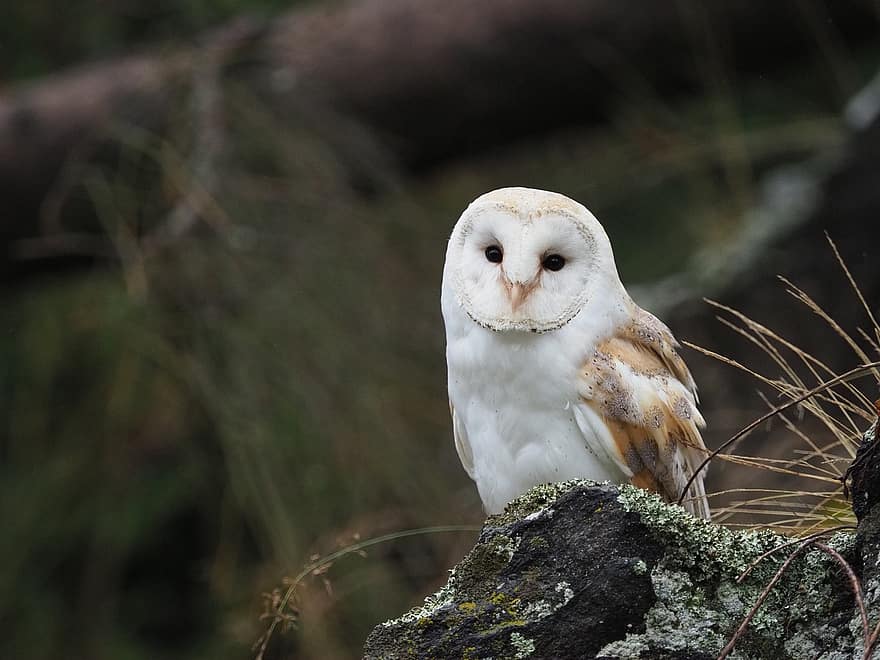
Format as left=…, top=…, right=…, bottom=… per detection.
left=2, top=2, right=880, bottom=659
left=1, top=0, right=304, bottom=80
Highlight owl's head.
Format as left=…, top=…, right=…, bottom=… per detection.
left=444, top=187, right=625, bottom=333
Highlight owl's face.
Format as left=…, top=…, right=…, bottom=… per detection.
left=445, top=187, right=622, bottom=333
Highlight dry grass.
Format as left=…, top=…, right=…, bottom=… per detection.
left=253, top=524, right=479, bottom=660
left=685, top=235, right=880, bottom=535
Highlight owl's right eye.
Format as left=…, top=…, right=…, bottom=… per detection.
left=484, top=245, right=503, bottom=263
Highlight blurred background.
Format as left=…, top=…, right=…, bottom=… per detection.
left=3, top=1, right=880, bottom=658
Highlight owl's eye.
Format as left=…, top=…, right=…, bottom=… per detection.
left=542, top=254, right=566, bottom=271
left=484, top=245, right=503, bottom=263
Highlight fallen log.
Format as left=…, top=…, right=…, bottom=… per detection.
left=1, top=0, right=877, bottom=271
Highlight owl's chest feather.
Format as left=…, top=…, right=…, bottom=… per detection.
left=447, top=327, right=575, bottom=412
left=446, top=325, right=621, bottom=513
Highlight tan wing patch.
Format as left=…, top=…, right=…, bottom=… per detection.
left=580, top=309, right=710, bottom=519
left=622, top=309, right=697, bottom=393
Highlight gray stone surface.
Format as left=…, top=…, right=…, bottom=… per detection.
left=364, top=478, right=874, bottom=659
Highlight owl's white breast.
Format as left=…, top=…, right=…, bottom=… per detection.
left=441, top=273, right=630, bottom=513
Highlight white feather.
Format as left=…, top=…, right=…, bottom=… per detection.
left=442, top=187, right=710, bottom=518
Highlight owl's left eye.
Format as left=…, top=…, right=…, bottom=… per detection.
left=485, top=245, right=503, bottom=263
left=542, top=254, right=566, bottom=271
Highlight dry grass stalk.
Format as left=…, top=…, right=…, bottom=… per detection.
left=683, top=236, right=879, bottom=533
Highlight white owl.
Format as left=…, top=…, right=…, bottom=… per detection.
left=441, top=187, right=710, bottom=519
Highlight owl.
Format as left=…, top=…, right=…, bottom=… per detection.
left=441, top=187, right=710, bottom=519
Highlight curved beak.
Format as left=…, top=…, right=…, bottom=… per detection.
left=502, top=275, right=538, bottom=311
left=509, top=283, right=527, bottom=310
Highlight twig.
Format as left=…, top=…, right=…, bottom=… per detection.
left=825, top=232, right=880, bottom=357
left=717, top=540, right=812, bottom=660
left=678, top=361, right=880, bottom=506
left=865, top=617, right=880, bottom=660
left=253, top=524, right=479, bottom=660
left=810, top=541, right=869, bottom=643
left=735, top=525, right=855, bottom=583
left=722, top=533, right=870, bottom=660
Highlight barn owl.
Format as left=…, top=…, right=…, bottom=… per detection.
left=441, top=187, right=710, bottom=519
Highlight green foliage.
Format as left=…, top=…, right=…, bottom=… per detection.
left=0, top=277, right=230, bottom=659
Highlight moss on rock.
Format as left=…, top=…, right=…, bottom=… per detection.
left=364, top=481, right=867, bottom=659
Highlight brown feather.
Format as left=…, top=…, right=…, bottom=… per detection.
left=580, top=307, right=710, bottom=518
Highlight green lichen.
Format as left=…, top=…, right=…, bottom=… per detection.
left=489, top=590, right=521, bottom=612
left=520, top=581, right=573, bottom=621
left=509, top=631, right=535, bottom=658
left=613, top=483, right=861, bottom=658
left=494, top=479, right=601, bottom=523
left=555, top=581, right=574, bottom=605
left=381, top=565, right=461, bottom=628
left=598, top=635, right=650, bottom=659
left=492, top=534, right=522, bottom=561
left=617, top=483, right=783, bottom=577
left=370, top=481, right=864, bottom=660
left=599, top=565, right=728, bottom=657
left=527, top=535, right=549, bottom=551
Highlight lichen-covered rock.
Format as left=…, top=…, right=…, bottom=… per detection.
left=847, top=412, right=879, bottom=522
left=363, top=481, right=869, bottom=659
left=852, top=413, right=880, bottom=660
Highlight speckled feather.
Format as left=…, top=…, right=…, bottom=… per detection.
left=578, top=309, right=710, bottom=519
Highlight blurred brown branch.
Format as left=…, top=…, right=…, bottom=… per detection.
left=0, top=0, right=878, bottom=274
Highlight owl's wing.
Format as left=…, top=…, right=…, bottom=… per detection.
left=450, top=401, right=476, bottom=479
left=575, top=308, right=711, bottom=519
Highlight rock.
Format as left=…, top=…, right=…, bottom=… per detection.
left=849, top=409, right=880, bottom=660
left=845, top=408, right=880, bottom=522
left=363, top=480, right=872, bottom=659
